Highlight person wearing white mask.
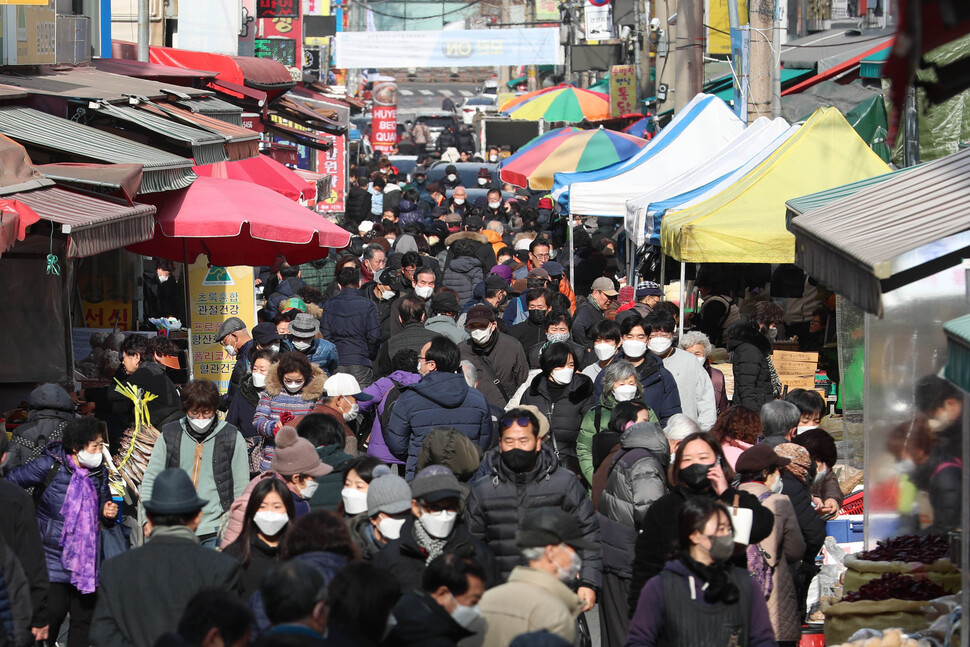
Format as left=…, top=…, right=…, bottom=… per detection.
left=519, top=343, right=596, bottom=486
left=592, top=314, right=682, bottom=427
left=226, top=348, right=278, bottom=454
left=375, top=467, right=496, bottom=592
left=140, top=380, right=249, bottom=548
left=354, top=465, right=413, bottom=559
left=680, top=330, right=729, bottom=415
left=643, top=310, right=716, bottom=431
left=222, top=478, right=296, bottom=599
left=294, top=373, right=371, bottom=460
left=387, top=552, right=488, bottom=646
left=459, top=304, right=529, bottom=410
left=214, top=316, right=254, bottom=413
left=581, top=319, right=622, bottom=381
left=340, top=456, right=386, bottom=518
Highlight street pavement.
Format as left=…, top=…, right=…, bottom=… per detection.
left=396, top=82, right=481, bottom=119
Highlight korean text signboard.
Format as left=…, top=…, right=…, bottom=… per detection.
left=188, top=260, right=255, bottom=393
left=257, top=0, right=299, bottom=18
left=609, top=64, right=636, bottom=117
left=370, top=79, right=398, bottom=154
left=316, top=134, right=346, bottom=212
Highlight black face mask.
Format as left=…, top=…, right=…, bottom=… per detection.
left=501, top=448, right=537, bottom=473
left=679, top=462, right=714, bottom=490
left=528, top=310, right=548, bottom=325
left=527, top=279, right=546, bottom=290
left=548, top=278, right=562, bottom=290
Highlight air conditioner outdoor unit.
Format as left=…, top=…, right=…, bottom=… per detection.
left=56, top=14, right=90, bottom=65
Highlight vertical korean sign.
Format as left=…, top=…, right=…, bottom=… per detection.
left=609, top=64, right=636, bottom=117
left=188, top=260, right=255, bottom=394
left=316, top=134, right=346, bottom=213
left=370, top=78, right=398, bottom=154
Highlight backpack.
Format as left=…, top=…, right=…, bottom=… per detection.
left=378, top=379, right=408, bottom=434
left=746, top=491, right=775, bottom=599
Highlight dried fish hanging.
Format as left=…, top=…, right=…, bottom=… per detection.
left=111, top=379, right=160, bottom=495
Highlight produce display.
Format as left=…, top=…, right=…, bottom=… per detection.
left=857, top=534, right=949, bottom=563
left=842, top=574, right=947, bottom=603
left=832, top=627, right=927, bottom=647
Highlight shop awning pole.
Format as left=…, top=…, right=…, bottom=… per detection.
left=678, top=261, right=685, bottom=339
left=568, top=216, right=575, bottom=288
left=182, top=238, right=194, bottom=380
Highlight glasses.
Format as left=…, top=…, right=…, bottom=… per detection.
left=501, top=416, right=532, bottom=429
left=532, top=253, right=551, bottom=260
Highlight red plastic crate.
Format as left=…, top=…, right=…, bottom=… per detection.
left=840, top=491, right=864, bottom=515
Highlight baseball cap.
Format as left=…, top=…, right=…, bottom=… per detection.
left=466, top=304, right=496, bottom=326
left=484, top=275, right=509, bottom=292
left=214, top=317, right=246, bottom=343
left=591, top=277, right=618, bottom=296
left=280, top=297, right=307, bottom=314
left=736, top=444, right=791, bottom=473
left=411, top=465, right=462, bottom=503
left=517, top=508, right=597, bottom=550
left=444, top=212, right=462, bottom=224
left=636, top=281, right=664, bottom=297
left=431, top=290, right=461, bottom=314
left=538, top=197, right=553, bottom=210
left=323, top=373, right=373, bottom=402
left=252, top=322, right=281, bottom=346
left=464, top=215, right=485, bottom=230
left=359, top=220, right=375, bottom=234
left=543, top=261, right=564, bottom=277
left=528, top=267, right=550, bottom=281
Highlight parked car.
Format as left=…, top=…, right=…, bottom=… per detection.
left=413, top=111, right=460, bottom=151
left=459, top=96, right=499, bottom=126
left=479, top=78, right=499, bottom=96
left=428, top=162, right=500, bottom=188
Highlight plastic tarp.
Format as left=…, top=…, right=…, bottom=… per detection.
left=660, top=107, right=891, bottom=263
left=624, top=116, right=793, bottom=246
left=551, top=94, right=745, bottom=217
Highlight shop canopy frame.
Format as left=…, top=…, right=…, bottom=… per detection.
left=787, top=146, right=970, bottom=316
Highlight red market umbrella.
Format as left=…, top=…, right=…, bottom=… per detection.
left=127, top=176, right=350, bottom=266
left=0, top=198, right=41, bottom=256
left=193, top=154, right=316, bottom=202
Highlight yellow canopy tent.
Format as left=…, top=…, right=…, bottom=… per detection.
left=660, top=107, right=891, bottom=263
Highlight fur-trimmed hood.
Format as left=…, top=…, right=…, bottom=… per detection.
left=263, top=362, right=327, bottom=400
left=726, top=319, right=772, bottom=355
left=306, top=302, right=323, bottom=319
left=444, top=230, right=488, bottom=246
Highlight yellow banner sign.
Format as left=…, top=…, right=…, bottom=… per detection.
left=708, top=0, right=748, bottom=55
left=609, top=65, right=637, bottom=117
left=188, top=260, right=255, bottom=394
left=0, top=1, right=49, bottom=4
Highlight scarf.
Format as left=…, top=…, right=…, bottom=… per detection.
left=361, top=263, right=374, bottom=284
left=586, top=294, right=603, bottom=312
left=413, top=518, right=448, bottom=565
left=679, top=553, right=739, bottom=605
left=60, top=457, right=100, bottom=594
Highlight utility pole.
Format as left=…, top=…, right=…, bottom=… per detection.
left=770, top=9, right=781, bottom=118
left=527, top=0, right=537, bottom=90
left=137, top=0, right=150, bottom=62
left=747, top=0, right=772, bottom=122
left=498, top=0, right=511, bottom=89
left=651, top=0, right=674, bottom=114
left=673, top=0, right=703, bottom=113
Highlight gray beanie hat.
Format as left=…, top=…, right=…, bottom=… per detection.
left=366, top=465, right=412, bottom=517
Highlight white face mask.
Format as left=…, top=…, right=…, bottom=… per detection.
left=447, top=174, right=457, bottom=182
left=284, top=380, right=305, bottom=393
left=300, top=479, right=319, bottom=500
left=252, top=372, right=267, bottom=388
left=770, top=474, right=785, bottom=494
left=343, top=402, right=359, bottom=422
left=268, top=343, right=281, bottom=353
left=555, top=544, right=582, bottom=583
left=551, top=367, right=574, bottom=385
left=489, top=154, right=498, bottom=163
left=341, top=488, right=369, bottom=515
left=253, top=511, right=289, bottom=536
left=613, top=384, right=638, bottom=402
left=450, top=597, right=482, bottom=629
left=470, top=327, right=493, bottom=345
left=415, top=285, right=434, bottom=299
left=453, top=197, right=465, bottom=206
left=594, top=343, right=617, bottom=361
left=419, top=509, right=458, bottom=538
left=695, top=353, right=707, bottom=364
left=488, top=201, right=501, bottom=209
left=796, top=424, right=817, bottom=435
left=478, top=178, right=488, bottom=186
left=157, top=274, right=169, bottom=283
left=187, top=416, right=213, bottom=432
left=622, top=339, right=647, bottom=358
left=648, top=337, right=673, bottom=355
left=77, top=449, right=103, bottom=468
left=379, top=289, right=395, bottom=301
left=292, top=339, right=312, bottom=351
left=378, top=516, right=406, bottom=540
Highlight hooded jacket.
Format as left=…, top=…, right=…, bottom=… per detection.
left=592, top=352, right=682, bottom=426
left=225, top=374, right=260, bottom=438
left=726, top=320, right=775, bottom=410
left=424, top=315, right=470, bottom=345
left=265, top=276, right=306, bottom=318
left=443, top=231, right=497, bottom=273
left=598, top=422, right=669, bottom=577
left=389, top=589, right=475, bottom=647
left=415, top=427, right=484, bottom=494
left=465, top=443, right=602, bottom=588
left=282, top=336, right=339, bottom=377
left=459, top=332, right=530, bottom=410
left=320, top=287, right=381, bottom=367
left=252, top=363, right=327, bottom=438
left=384, top=371, right=493, bottom=480
left=442, top=256, right=485, bottom=304
left=481, top=228, right=505, bottom=256
left=397, top=198, right=423, bottom=226
left=6, top=384, right=75, bottom=470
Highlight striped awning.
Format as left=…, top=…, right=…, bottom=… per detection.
left=174, top=95, right=244, bottom=126
left=93, top=101, right=229, bottom=166
left=15, top=186, right=156, bottom=258
left=0, top=106, right=196, bottom=194
left=144, top=102, right=259, bottom=161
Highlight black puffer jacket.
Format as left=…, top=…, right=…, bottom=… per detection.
left=466, top=444, right=602, bottom=588
left=373, top=516, right=497, bottom=590
left=727, top=320, right=775, bottom=410
left=518, top=373, right=595, bottom=461
left=6, top=385, right=75, bottom=470
left=779, top=471, right=826, bottom=562
left=442, top=255, right=485, bottom=305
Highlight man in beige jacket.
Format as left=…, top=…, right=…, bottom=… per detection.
left=476, top=509, right=590, bottom=647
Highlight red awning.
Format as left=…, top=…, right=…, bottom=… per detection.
left=147, top=45, right=295, bottom=98
left=782, top=39, right=895, bottom=97
left=94, top=56, right=219, bottom=81
left=126, top=176, right=350, bottom=265
left=0, top=199, right=41, bottom=255
left=193, top=155, right=316, bottom=202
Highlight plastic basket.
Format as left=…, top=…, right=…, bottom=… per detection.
left=840, top=491, right=864, bottom=515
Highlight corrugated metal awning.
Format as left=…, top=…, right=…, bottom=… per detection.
left=788, top=147, right=970, bottom=315
left=173, top=96, right=243, bottom=126
left=0, top=66, right=210, bottom=102
left=15, top=186, right=156, bottom=258
left=146, top=102, right=259, bottom=161
left=265, top=119, right=335, bottom=152
left=93, top=101, right=228, bottom=166
left=0, top=106, right=196, bottom=194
